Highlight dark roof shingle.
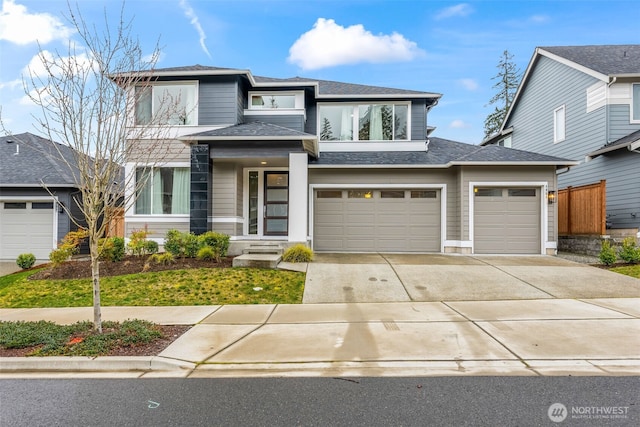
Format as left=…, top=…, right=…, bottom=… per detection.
left=540, top=45, right=640, bottom=75
left=185, top=121, right=316, bottom=138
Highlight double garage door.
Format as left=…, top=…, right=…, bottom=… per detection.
left=0, top=200, right=55, bottom=260
left=314, top=189, right=441, bottom=252
left=474, top=187, right=541, bottom=254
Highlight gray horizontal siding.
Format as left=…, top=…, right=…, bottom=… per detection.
left=411, top=100, right=426, bottom=141
left=558, top=152, right=640, bottom=229
left=199, top=80, right=238, bottom=126
left=212, top=162, right=237, bottom=217
left=608, top=104, right=640, bottom=141
left=244, top=114, right=305, bottom=132
left=508, top=56, right=604, bottom=159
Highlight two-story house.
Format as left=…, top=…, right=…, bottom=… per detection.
left=483, top=45, right=640, bottom=233
left=116, top=65, right=575, bottom=255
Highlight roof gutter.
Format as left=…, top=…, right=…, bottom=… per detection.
left=586, top=138, right=640, bottom=160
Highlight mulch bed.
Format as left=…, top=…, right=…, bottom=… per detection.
left=29, top=255, right=234, bottom=281
left=0, top=325, right=191, bottom=357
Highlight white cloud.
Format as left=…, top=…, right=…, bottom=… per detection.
left=179, top=0, right=211, bottom=58
left=288, top=18, right=424, bottom=70
left=450, top=119, right=471, bottom=129
left=435, top=3, right=473, bottom=20
left=0, top=0, right=74, bottom=45
left=459, top=78, right=478, bottom=91
left=529, top=14, right=550, bottom=24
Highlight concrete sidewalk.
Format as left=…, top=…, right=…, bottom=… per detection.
left=2, top=299, right=639, bottom=378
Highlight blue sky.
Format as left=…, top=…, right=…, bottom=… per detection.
left=1, top=0, right=638, bottom=144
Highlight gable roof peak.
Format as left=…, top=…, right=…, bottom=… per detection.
left=538, top=44, right=640, bottom=76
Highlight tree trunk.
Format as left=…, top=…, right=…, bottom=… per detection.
left=90, top=237, right=102, bottom=333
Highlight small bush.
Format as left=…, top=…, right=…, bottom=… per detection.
left=149, top=252, right=175, bottom=265
left=127, top=229, right=157, bottom=256
left=49, top=248, right=72, bottom=265
left=599, top=240, right=618, bottom=266
left=619, top=237, right=640, bottom=264
left=196, top=246, right=219, bottom=261
left=98, top=237, right=125, bottom=262
left=198, top=231, right=230, bottom=257
left=282, top=244, right=313, bottom=263
left=16, top=253, right=36, bottom=270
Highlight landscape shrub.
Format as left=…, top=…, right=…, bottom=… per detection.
left=196, top=246, right=218, bottom=261
left=164, top=229, right=230, bottom=259
left=98, top=237, right=125, bottom=262
left=127, top=229, right=157, bottom=256
left=618, top=237, right=640, bottom=264
left=16, top=253, right=36, bottom=270
left=599, top=240, right=617, bottom=266
left=49, top=229, right=89, bottom=266
left=282, top=244, right=314, bottom=263
left=149, top=252, right=175, bottom=265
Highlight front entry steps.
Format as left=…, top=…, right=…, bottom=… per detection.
left=232, top=243, right=283, bottom=268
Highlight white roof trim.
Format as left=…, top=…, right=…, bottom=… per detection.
left=309, top=160, right=578, bottom=169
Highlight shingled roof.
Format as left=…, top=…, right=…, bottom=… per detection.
left=0, top=133, right=80, bottom=186
left=183, top=121, right=317, bottom=139
left=540, top=45, right=640, bottom=76
left=309, top=138, right=573, bottom=167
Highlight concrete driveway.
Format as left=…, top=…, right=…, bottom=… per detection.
left=302, top=254, right=640, bottom=303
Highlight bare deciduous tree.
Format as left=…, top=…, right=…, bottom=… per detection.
left=3, top=4, right=182, bottom=332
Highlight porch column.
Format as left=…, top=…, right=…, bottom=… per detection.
left=190, top=144, right=209, bottom=235
left=288, top=152, right=308, bottom=242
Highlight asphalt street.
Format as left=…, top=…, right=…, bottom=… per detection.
left=1, top=377, right=638, bottom=426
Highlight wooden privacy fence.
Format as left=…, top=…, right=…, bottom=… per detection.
left=106, top=207, right=125, bottom=238
left=558, top=180, right=606, bottom=235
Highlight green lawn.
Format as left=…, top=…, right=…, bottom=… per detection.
left=610, top=264, right=640, bottom=279
left=0, top=267, right=305, bottom=307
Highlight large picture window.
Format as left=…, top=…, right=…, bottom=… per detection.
left=135, top=83, right=197, bottom=126
left=319, top=104, right=409, bottom=141
left=135, top=167, right=190, bottom=215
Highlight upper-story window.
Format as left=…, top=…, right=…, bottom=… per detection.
left=319, top=103, right=409, bottom=141
left=248, top=92, right=304, bottom=110
left=632, top=83, right=640, bottom=123
left=135, top=82, right=198, bottom=126
left=553, top=105, right=566, bottom=143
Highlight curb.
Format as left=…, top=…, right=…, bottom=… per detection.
left=0, top=356, right=196, bottom=373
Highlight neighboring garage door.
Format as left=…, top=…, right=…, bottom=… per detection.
left=474, top=187, right=541, bottom=254
left=314, top=189, right=441, bottom=252
left=0, top=200, right=55, bottom=260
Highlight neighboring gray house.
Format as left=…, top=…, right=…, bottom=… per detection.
left=0, top=133, right=87, bottom=260
left=115, top=65, right=575, bottom=255
left=483, top=45, right=640, bottom=232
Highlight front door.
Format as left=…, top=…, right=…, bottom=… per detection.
left=264, top=172, right=289, bottom=235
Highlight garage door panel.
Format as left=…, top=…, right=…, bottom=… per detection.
left=1, top=201, right=55, bottom=260
left=314, top=188, right=441, bottom=252
left=474, top=187, right=540, bottom=254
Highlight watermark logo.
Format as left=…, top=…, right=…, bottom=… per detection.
left=548, top=403, right=630, bottom=423
left=548, top=403, right=568, bottom=423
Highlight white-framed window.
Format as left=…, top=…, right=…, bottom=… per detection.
left=135, top=82, right=198, bottom=126
left=553, top=105, right=566, bottom=143
left=248, top=91, right=304, bottom=110
left=318, top=103, right=410, bottom=141
left=632, top=83, right=640, bottom=123
left=498, top=135, right=512, bottom=148
left=135, top=167, right=190, bottom=215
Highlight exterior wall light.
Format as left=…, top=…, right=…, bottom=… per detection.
left=547, top=190, right=556, bottom=205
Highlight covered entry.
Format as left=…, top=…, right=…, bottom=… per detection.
left=313, top=188, right=442, bottom=252
left=473, top=187, right=541, bottom=254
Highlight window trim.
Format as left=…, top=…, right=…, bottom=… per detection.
left=553, top=104, right=566, bottom=143
left=248, top=91, right=305, bottom=111
left=134, top=166, right=191, bottom=216
left=632, top=83, right=640, bottom=124
left=317, top=102, right=412, bottom=142
left=134, top=81, right=199, bottom=126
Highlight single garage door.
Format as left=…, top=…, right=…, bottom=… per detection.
left=0, top=200, right=55, bottom=260
left=314, top=189, right=441, bottom=252
left=474, top=187, right=541, bottom=254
